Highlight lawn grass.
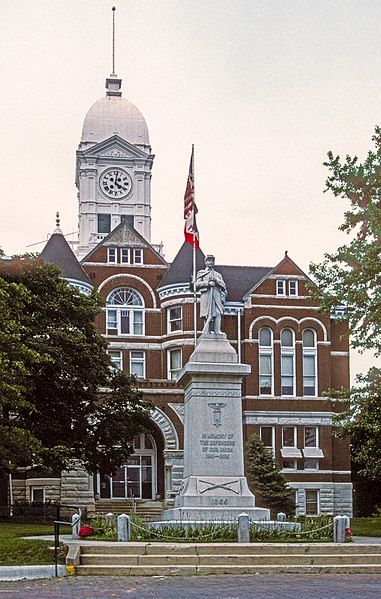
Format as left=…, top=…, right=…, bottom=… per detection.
left=351, top=517, right=381, bottom=537
left=0, top=522, right=70, bottom=566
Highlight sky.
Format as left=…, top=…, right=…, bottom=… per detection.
left=0, top=0, right=380, bottom=380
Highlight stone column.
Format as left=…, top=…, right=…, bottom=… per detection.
left=162, top=333, right=270, bottom=522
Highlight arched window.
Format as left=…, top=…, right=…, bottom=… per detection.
left=106, top=287, right=144, bottom=336
left=258, top=327, right=273, bottom=396
left=302, top=329, right=317, bottom=396
left=281, top=328, right=295, bottom=396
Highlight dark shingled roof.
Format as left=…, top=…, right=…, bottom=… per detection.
left=217, top=265, right=272, bottom=302
left=158, top=242, right=206, bottom=289
left=41, top=233, right=91, bottom=285
left=158, top=242, right=272, bottom=302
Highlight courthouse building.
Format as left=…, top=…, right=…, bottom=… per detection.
left=10, top=68, right=353, bottom=517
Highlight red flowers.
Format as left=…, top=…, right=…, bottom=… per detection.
left=345, top=528, right=353, bottom=537
left=79, top=525, right=94, bottom=538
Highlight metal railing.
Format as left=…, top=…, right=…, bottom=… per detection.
left=53, top=505, right=81, bottom=577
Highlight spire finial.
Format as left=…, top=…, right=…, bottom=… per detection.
left=54, top=211, right=62, bottom=234
left=112, top=6, right=116, bottom=75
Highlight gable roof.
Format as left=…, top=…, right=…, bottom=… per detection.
left=81, top=220, right=168, bottom=265
left=41, top=233, right=91, bottom=285
left=158, top=242, right=272, bottom=302
left=243, top=252, right=313, bottom=298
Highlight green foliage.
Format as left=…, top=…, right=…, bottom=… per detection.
left=310, top=125, right=381, bottom=355
left=310, top=127, right=381, bottom=485
left=88, top=514, right=332, bottom=543
left=245, top=433, right=294, bottom=515
left=0, top=257, right=152, bottom=476
left=332, top=367, right=381, bottom=481
left=351, top=516, right=381, bottom=537
left=0, top=523, right=69, bottom=566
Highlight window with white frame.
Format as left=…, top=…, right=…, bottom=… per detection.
left=289, top=279, right=298, bottom=296
left=31, top=487, right=45, bottom=503
left=258, top=327, right=273, bottom=395
left=107, top=247, right=117, bottom=263
left=260, top=426, right=275, bottom=456
left=281, top=328, right=295, bottom=396
left=276, top=279, right=286, bottom=295
left=168, top=348, right=182, bottom=380
left=106, top=287, right=144, bottom=336
left=302, top=329, right=317, bottom=396
left=305, top=489, right=319, bottom=515
left=167, top=306, right=182, bottom=333
left=120, top=248, right=130, bottom=264
left=134, top=248, right=143, bottom=264
left=304, top=426, right=318, bottom=448
left=282, top=459, right=297, bottom=470
left=303, top=459, right=319, bottom=470
left=130, top=351, right=145, bottom=379
left=282, top=426, right=296, bottom=447
left=108, top=349, right=123, bottom=370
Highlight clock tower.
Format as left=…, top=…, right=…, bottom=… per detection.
left=75, top=73, right=154, bottom=259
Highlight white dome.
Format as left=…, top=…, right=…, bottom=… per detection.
left=81, top=95, right=149, bottom=146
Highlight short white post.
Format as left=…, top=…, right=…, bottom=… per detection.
left=106, top=512, right=116, bottom=527
left=277, top=512, right=286, bottom=522
left=117, top=513, right=131, bottom=542
left=237, top=512, right=250, bottom=544
left=71, top=513, right=81, bottom=540
left=333, top=515, right=346, bottom=543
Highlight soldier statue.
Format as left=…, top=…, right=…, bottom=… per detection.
left=195, top=255, right=227, bottom=334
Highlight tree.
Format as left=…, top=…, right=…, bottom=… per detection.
left=310, top=126, right=381, bottom=487
left=310, top=126, right=381, bottom=355
left=245, top=433, right=294, bottom=515
left=0, top=257, right=152, bottom=476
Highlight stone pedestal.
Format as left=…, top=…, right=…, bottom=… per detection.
left=162, top=333, right=270, bottom=522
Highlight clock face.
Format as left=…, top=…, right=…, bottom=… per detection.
left=100, top=169, right=132, bottom=199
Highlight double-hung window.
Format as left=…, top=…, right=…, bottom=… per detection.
left=168, top=348, right=182, bottom=380
left=289, top=279, right=298, bottom=296
left=305, top=489, right=319, bottom=515
left=276, top=279, right=286, bottom=295
left=106, top=287, right=144, bottom=336
left=281, top=426, right=297, bottom=470
left=260, top=426, right=275, bottom=456
left=281, top=328, right=295, bottom=396
left=168, top=306, right=182, bottom=333
left=107, top=247, right=117, bottom=263
left=108, top=349, right=123, bottom=370
left=302, top=329, right=317, bottom=396
left=258, top=327, right=273, bottom=395
left=130, top=351, right=145, bottom=379
left=120, top=248, right=130, bottom=264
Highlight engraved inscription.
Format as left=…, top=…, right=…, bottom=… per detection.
left=200, top=432, right=236, bottom=460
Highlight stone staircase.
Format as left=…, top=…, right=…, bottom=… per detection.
left=94, top=500, right=164, bottom=521
left=69, top=541, right=381, bottom=575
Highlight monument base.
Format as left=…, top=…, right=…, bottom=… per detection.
left=161, top=475, right=270, bottom=521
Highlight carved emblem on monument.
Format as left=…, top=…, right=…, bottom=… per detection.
left=199, top=479, right=240, bottom=495
left=208, top=402, right=227, bottom=427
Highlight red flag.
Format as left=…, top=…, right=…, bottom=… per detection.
left=184, top=146, right=199, bottom=249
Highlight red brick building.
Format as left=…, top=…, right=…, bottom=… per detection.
left=9, top=68, right=352, bottom=517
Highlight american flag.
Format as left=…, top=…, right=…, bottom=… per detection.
left=184, top=145, right=199, bottom=249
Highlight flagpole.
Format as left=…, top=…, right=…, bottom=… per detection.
left=192, top=144, right=197, bottom=347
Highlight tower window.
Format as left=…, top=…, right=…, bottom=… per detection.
left=121, top=214, right=134, bottom=228
left=168, top=348, right=182, bottom=380
left=98, top=214, right=111, bottom=234
left=168, top=306, right=183, bottom=333
left=130, top=351, right=145, bottom=379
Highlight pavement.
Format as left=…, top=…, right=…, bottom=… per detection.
left=0, top=574, right=380, bottom=598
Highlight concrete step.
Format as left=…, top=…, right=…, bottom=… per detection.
left=76, top=563, right=381, bottom=576
left=80, top=552, right=381, bottom=567
left=80, top=542, right=381, bottom=556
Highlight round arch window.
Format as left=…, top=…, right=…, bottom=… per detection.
left=106, top=287, right=144, bottom=336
